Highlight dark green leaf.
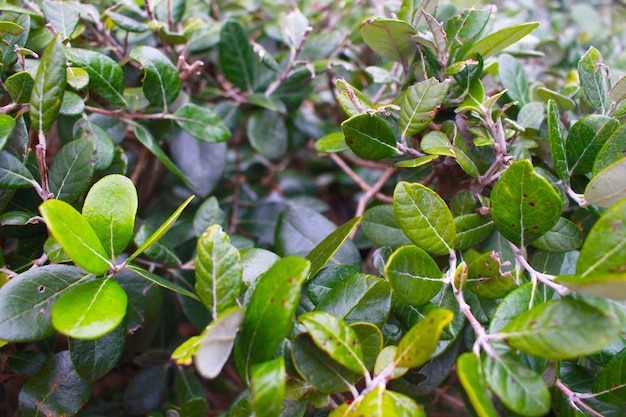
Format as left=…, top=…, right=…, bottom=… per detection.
left=578, top=46, right=611, bottom=114
left=69, top=321, right=126, bottom=380
left=48, top=139, right=95, bottom=203
left=593, top=125, right=626, bottom=176
left=566, top=115, right=619, bottom=175
left=307, top=265, right=359, bottom=305
left=305, top=216, right=362, bottom=279
left=592, top=348, right=626, bottom=404
left=0, top=151, right=36, bottom=189
left=42, top=0, right=78, bottom=40
left=219, top=21, right=255, bottom=91
left=457, top=353, right=499, bottom=417
left=173, top=103, right=231, bottom=143
left=117, top=268, right=163, bottom=332
left=247, top=109, right=287, bottom=160
left=342, top=113, right=397, bottom=160
left=130, top=46, right=181, bottom=109
left=251, top=358, right=286, bottom=417
left=360, top=18, right=417, bottom=62
left=454, top=213, right=493, bottom=250
left=362, top=205, right=412, bottom=249
left=463, top=22, right=540, bottom=60
left=445, top=9, right=491, bottom=61
left=5, top=71, right=33, bottom=103
left=350, top=322, right=383, bottom=371
left=498, top=54, right=529, bottom=106
left=105, top=11, right=149, bottom=32
left=467, top=251, right=517, bottom=299
left=133, top=223, right=181, bottom=267
left=385, top=245, right=443, bottom=306
left=65, top=48, right=126, bottom=107
left=59, top=91, right=85, bottom=116
left=126, top=264, right=199, bottom=301
left=532, top=217, right=583, bottom=252
left=123, top=366, right=167, bottom=415
left=399, top=78, right=450, bottom=139
left=73, top=119, right=115, bottom=171
left=396, top=307, right=454, bottom=368
left=546, top=100, right=569, bottom=184
left=538, top=88, right=576, bottom=111
left=193, top=196, right=227, bottom=238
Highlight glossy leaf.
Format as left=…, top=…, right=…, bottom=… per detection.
left=585, top=157, right=626, bottom=208
left=578, top=46, right=611, bottom=114
left=252, top=358, right=286, bottom=417
left=219, top=20, right=255, bottom=91
left=247, top=109, right=287, bottom=160
left=557, top=272, right=626, bottom=301
left=66, top=66, right=89, bottom=90
left=395, top=307, right=454, bottom=368
left=546, top=100, right=569, bottom=184
left=305, top=216, right=362, bottom=279
left=385, top=245, right=443, bottom=306
left=69, top=321, right=126, bottom=381
left=360, top=18, right=416, bottom=62
left=454, top=214, right=493, bottom=250
left=350, top=322, right=383, bottom=370
left=73, top=119, right=115, bottom=171
left=592, top=348, right=626, bottom=404
left=335, top=79, right=372, bottom=117
left=0, top=151, right=36, bottom=189
left=483, top=353, right=550, bottom=417
left=65, top=48, right=126, bottom=107
left=342, top=113, right=397, bottom=160
left=39, top=199, right=111, bottom=275
left=174, top=103, right=231, bottom=143
left=315, top=131, right=349, bottom=153
left=362, top=205, right=412, bottom=249
left=357, top=385, right=401, bottom=416
left=0, top=115, right=15, bottom=152
left=0, top=265, right=91, bottom=342
left=399, top=78, right=450, bottom=139
left=532, top=217, right=583, bottom=252
left=5, top=71, right=33, bottom=103
left=463, top=22, right=539, bottom=60
left=457, top=353, right=498, bottom=417
left=234, top=257, right=310, bottom=381
left=195, top=224, right=242, bottom=317
left=307, top=265, right=359, bottom=305
left=48, top=139, right=95, bottom=203
left=393, top=181, right=456, bottom=255
left=500, top=299, right=620, bottom=360
left=126, top=264, right=199, bottom=301
left=420, top=131, right=455, bottom=157
left=19, top=351, right=91, bottom=417
left=82, top=174, right=138, bottom=259
left=445, top=8, right=491, bottom=60
left=30, top=34, right=66, bottom=136
left=490, top=160, right=563, bottom=248
left=42, top=0, right=78, bottom=40
left=467, top=251, right=517, bottom=299
left=130, top=46, right=181, bottom=109
left=566, top=115, right=619, bottom=175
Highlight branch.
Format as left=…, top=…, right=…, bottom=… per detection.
left=555, top=380, right=606, bottom=417
left=509, top=243, right=569, bottom=297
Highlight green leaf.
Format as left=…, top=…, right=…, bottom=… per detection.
left=592, top=348, right=626, bottom=404
left=195, top=224, right=243, bottom=318
left=335, top=79, right=373, bottom=117
left=362, top=205, right=412, bottom=249
left=566, top=115, right=619, bottom=175
left=457, top=353, right=499, bottom=417
left=532, top=217, right=583, bottom=252
left=82, top=174, right=138, bottom=258
left=500, top=299, right=620, bottom=360
left=395, top=307, right=454, bottom=368
left=490, top=159, right=563, bottom=248
left=5, top=71, right=33, bottom=103
left=593, top=125, right=626, bottom=176
left=69, top=321, right=126, bottom=380
left=399, top=78, right=450, bottom=140
left=0, top=265, right=91, bottom=342
left=52, top=278, right=127, bottom=340
left=420, top=131, right=455, bottom=157
left=445, top=8, right=491, bottom=60
left=546, top=100, right=569, bottom=184
left=307, top=265, right=359, bottom=305
left=252, top=358, right=286, bottom=417
left=359, top=18, right=417, bottom=62
left=73, top=119, right=115, bottom=171
left=498, top=54, right=529, bottom=106
left=342, top=113, right=397, bottom=160
left=386, top=390, right=425, bottom=417
left=42, top=0, right=78, bottom=40
left=219, top=20, right=255, bottom=91
left=483, top=353, right=550, bottom=417
left=557, top=272, right=626, bottom=301
left=66, top=67, right=89, bottom=90
left=463, top=22, right=540, bottom=60
left=393, top=181, right=456, bottom=256
left=173, top=103, right=231, bottom=143
left=19, top=351, right=92, bottom=417
left=374, top=346, right=408, bottom=380
left=299, top=311, right=366, bottom=374
left=356, top=385, right=401, bottom=416
left=126, top=264, right=199, bottom=301
left=610, top=76, right=626, bottom=104
left=0, top=20, right=24, bottom=36
left=39, top=199, right=111, bottom=275
left=314, top=131, right=349, bottom=153
left=234, top=256, right=310, bottom=382
left=576, top=198, right=626, bottom=278
left=0, top=151, right=36, bottom=189
left=133, top=223, right=180, bottom=267
left=578, top=46, right=611, bottom=114
left=65, top=48, right=126, bottom=107
left=105, top=11, right=149, bottom=33
left=467, top=251, right=517, bottom=299
left=538, top=88, right=576, bottom=111
left=247, top=110, right=287, bottom=160
left=130, top=46, right=181, bottom=109
left=585, top=157, right=626, bottom=208
left=48, top=139, right=95, bottom=203
left=30, top=34, right=66, bottom=136
left=350, top=322, right=383, bottom=370
left=305, top=216, right=362, bottom=279
left=454, top=214, right=493, bottom=250
left=384, top=245, right=444, bottom=306
left=60, top=90, right=85, bottom=116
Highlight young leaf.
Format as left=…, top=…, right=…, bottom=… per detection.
left=219, top=21, right=255, bottom=91
left=335, top=79, right=373, bottom=117
left=125, top=264, right=200, bottom=301
left=384, top=245, right=444, bottom=306
left=0, top=265, right=91, bottom=342
left=490, top=160, right=563, bottom=248
left=299, top=311, right=366, bottom=374
left=305, top=216, right=362, bottom=279
left=457, top=353, right=499, bottom=417
left=359, top=18, right=417, bottom=62
left=342, top=113, right=397, bottom=160
left=584, top=157, right=626, bottom=208
left=395, top=307, right=454, bottom=368
left=48, top=139, right=95, bottom=203
left=195, top=224, right=243, bottom=318
left=546, top=100, right=569, bottom=184
left=251, top=358, right=286, bottom=417
left=52, top=278, right=127, bottom=340
left=82, top=174, right=138, bottom=259
left=592, top=348, right=626, bottom=404
left=173, top=103, right=231, bottom=143
left=65, top=48, right=126, bottom=107
left=393, top=181, right=456, bottom=256
left=565, top=115, right=619, bottom=175
left=129, top=46, right=181, bottom=109
left=0, top=115, right=15, bottom=151
left=234, top=256, right=310, bottom=382
left=30, top=34, right=66, bottom=136
left=578, top=46, right=611, bottom=114
left=315, top=131, right=349, bottom=153
left=69, top=322, right=126, bottom=381
left=463, top=22, right=540, bottom=60
left=500, top=299, right=620, bottom=360
left=483, top=353, right=550, bottom=416
left=0, top=151, right=36, bottom=189
left=39, top=199, right=111, bottom=276
left=399, top=78, right=450, bottom=140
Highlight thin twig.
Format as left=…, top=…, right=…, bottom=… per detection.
left=509, top=243, right=570, bottom=296
left=556, top=380, right=606, bottom=417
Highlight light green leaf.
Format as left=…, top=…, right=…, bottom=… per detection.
left=420, top=131, right=455, bottom=157
left=359, top=18, right=417, bottom=62
left=393, top=181, right=456, bottom=256
left=65, top=48, right=126, bottom=107
left=463, top=22, right=540, bottom=60
left=546, top=100, right=569, bottom=184
left=48, top=139, right=95, bottom=203
left=457, top=353, right=499, bottom=417
left=498, top=54, right=529, bottom=106
left=314, top=131, right=349, bottom=153
left=195, top=224, right=242, bottom=318
left=39, top=199, right=111, bottom=275
left=82, top=174, right=138, bottom=259
left=252, top=358, right=286, bottom=417
left=30, top=34, right=66, bottom=136
left=130, top=46, right=181, bottom=109
left=395, top=307, right=454, bottom=368
left=490, top=159, right=563, bottom=248
left=467, top=251, right=517, bottom=299
left=454, top=213, right=493, bottom=250
left=593, top=125, right=626, bottom=176
left=399, top=78, right=450, bottom=140
left=126, top=264, right=199, bottom=301
left=374, top=346, right=408, bottom=380
left=342, top=113, right=397, bottom=160
left=52, top=278, right=127, bottom=340
left=385, top=245, right=443, bottom=306
left=0, top=151, right=36, bottom=189
left=305, top=216, right=362, bottom=279
left=173, top=103, right=231, bottom=143
left=500, top=299, right=620, bottom=360
left=566, top=115, right=619, bottom=175
left=335, top=79, right=373, bottom=117
left=386, top=391, right=425, bottom=417
left=0, top=115, right=15, bottom=152
left=42, top=0, right=78, bottom=40
left=219, top=21, right=255, bottom=91
left=592, top=348, right=626, bottom=404
left=578, top=46, right=611, bottom=114
left=362, top=205, right=412, bottom=249
left=557, top=272, right=626, bottom=301
left=5, top=71, right=33, bottom=103
left=531, top=217, right=583, bottom=252
left=538, top=88, right=576, bottom=111
left=299, top=311, right=366, bottom=374
left=395, top=154, right=439, bottom=168
left=585, top=157, right=626, bottom=208
left=356, top=385, right=401, bottom=416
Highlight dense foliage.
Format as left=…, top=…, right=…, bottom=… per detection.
left=0, top=0, right=626, bottom=416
